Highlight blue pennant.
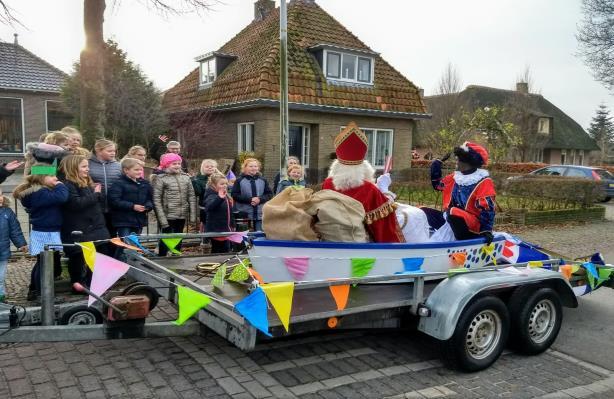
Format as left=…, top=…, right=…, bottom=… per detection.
left=235, top=287, right=272, bottom=337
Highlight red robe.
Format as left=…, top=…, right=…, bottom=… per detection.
left=322, top=178, right=404, bottom=243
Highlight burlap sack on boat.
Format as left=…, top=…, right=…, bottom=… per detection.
left=304, top=190, right=368, bottom=243
left=262, top=187, right=318, bottom=241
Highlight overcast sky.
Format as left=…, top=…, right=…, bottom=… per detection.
left=1, top=0, right=611, bottom=129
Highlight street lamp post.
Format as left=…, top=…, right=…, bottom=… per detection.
left=279, top=0, right=289, bottom=177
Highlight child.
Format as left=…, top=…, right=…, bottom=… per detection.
left=276, top=164, right=306, bottom=194
left=204, top=174, right=235, bottom=253
left=89, top=139, right=122, bottom=235
left=59, top=155, right=111, bottom=287
left=272, top=156, right=300, bottom=193
left=60, top=126, right=83, bottom=152
left=0, top=189, right=28, bottom=303
left=13, top=171, right=69, bottom=299
left=231, top=158, right=272, bottom=232
left=108, top=158, right=153, bottom=256
left=152, top=153, right=197, bottom=256
left=192, top=159, right=220, bottom=230
left=122, top=146, right=148, bottom=178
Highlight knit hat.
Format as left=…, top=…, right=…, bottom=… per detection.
left=160, top=153, right=183, bottom=169
left=453, top=141, right=489, bottom=167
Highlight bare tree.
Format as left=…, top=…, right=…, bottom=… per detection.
left=577, top=0, right=614, bottom=91
left=436, top=62, right=463, bottom=96
left=169, top=108, right=223, bottom=161
left=0, top=0, right=21, bottom=27
left=515, top=65, right=540, bottom=94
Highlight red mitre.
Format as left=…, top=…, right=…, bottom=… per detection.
left=334, top=122, right=368, bottom=165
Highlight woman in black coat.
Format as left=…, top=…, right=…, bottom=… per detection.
left=60, top=155, right=110, bottom=288
left=204, top=174, right=235, bottom=253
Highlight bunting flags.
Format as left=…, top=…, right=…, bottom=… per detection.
left=449, top=252, right=467, bottom=267
left=283, top=257, right=310, bottom=280
left=212, top=264, right=227, bottom=289
left=559, top=265, right=572, bottom=280
left=174, top=286, right=212, bottom=325
left=110, top=237, right=142, bottom=252
left=402, top=258, right=424, bottom=272
left=126, top=234, right=154, bottom=255
left=351, top=258, right=375, bottom=278
left=481, top=243, right=497, bottom=265
left=235, top=287, right=272, bottom=337
left=228, top=264, right=250, bottom=282
left=261, top=282, right=294, bottom=332
left=329, top=284, right=350, bottom=311
left=583, top=262, right=599, bottom=288
left=88, top=253, right=129, bottom=306
left=161, top=238, right=182, bottom=254
left=528, top=261, right=544, bottom=268
left=79, top=242, right=97, bottom=271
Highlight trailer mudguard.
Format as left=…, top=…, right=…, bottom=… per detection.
left=418, top=269, right=577, bottom=341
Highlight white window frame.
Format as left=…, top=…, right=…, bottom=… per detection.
left=288, top=124, right=310, bottom=168
left=570, top=149, right=576, bottom=165
left=199, top=58, right=216, bottom=86
left=323, top=49, right=374, bottom=85
left=538, top=118, right=549, bottom=134
left=578, top=150, right=584, bottom=166
left=237, top=122, right=255, bottom=153
left=0, top=96, right=26, bottom=155
left=340, top=126, right=394, bottom=169
left=561, top=149, right=567, bottom=165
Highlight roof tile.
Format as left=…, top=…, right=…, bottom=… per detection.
left=0, top=41, right=67, bottom=92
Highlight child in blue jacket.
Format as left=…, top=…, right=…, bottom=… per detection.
left=13, top=171, right=69, bottom=300
left=0, top=188, right=28, bottom=303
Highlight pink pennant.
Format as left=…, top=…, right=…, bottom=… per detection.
left=88, top=253, right=130, bottom=306
left=283, top=257, right=310, bottom=280
left=211, top=231, right=248, bottom=244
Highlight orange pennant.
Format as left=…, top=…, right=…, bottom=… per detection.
left=329, top=284, right=350, bottom=311
left=110, top=237, right=143, bottom=252
left=450, top=252, right=467, bottom=267
left=559, top=265, right=572, bottom=281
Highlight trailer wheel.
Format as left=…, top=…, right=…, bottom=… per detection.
left=60, top=306, right=103, bottom=325
left=508, top=287, right=562, bottom=355
left=442, top=296, right=509, bottom=372
left=122, top=284, right=160, bottom=311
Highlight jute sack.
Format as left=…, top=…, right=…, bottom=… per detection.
left=262, top=187, right=318, bottom=241
left=305, top=190, right=368, bottom=243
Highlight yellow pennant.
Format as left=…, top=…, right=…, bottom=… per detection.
left=261, top=282, right=294, bottom=333
left=80, top=242, right=97, bottom=271
left=528, top=261, right=543, bottom=268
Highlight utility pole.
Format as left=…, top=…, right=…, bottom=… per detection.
left=279, top=0, right=289, bottom=176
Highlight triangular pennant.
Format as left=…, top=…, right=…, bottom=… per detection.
left=174, top=286, right=212, bottom=325
left=283, top=257, right=310, bottom=280
left=402, top=258, right=424, bottom=272
left=161, top=238, right=182, bottom=254
left=528, top=261, right=543, bottom=268
left=261, top=282, right=294, bottom=332
left=228, top=264, right=250, bottom=282
left=449, top=252, right=467, bottom=267
left=212, top=264, right=226, bottom=289
left=583, top=262, right=599, bottom=280
left=88, top=253, right=130, bottom=306
left=79, top=242, right=97, bottom=271
left=110, top=237, right=143, bottom=252
left=571, top=265, right=581, bottom=274
left=559, top=265, right=572, bottom=280
left=351, top=258, right=375, bottom=278
left=227, top=231, right=248, bottom=244
left=126, top=234, right=154, bottom=255
left=235, top=287, right=272, bottom=337
left=329, top=284, right=350, bottom=311
left=448, top=268, right=470, bottom=277
left=598, top=267, right=614, bottom=282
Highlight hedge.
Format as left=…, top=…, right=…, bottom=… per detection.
left=410, top=160, right=546, bottom=174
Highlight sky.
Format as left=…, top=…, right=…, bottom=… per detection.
left=1, top=0, right=612, bottom=130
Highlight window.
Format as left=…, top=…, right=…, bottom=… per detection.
left=342, top=127, right=393, bottom=168
left=0, top=97, right=24, bottom=153
left=570, top=149, right=576, bottom=165
left=324, top=50, right=374, bottom=85
left=565, top=168, right=590, bottom=178
left=237, top=123, right=255, bottom=153
left=45, top=101, right=73, bottom=132
left=531, top=148, right=544, bottom=163
left=538, top=118, right=550, bottom=134
left=560, top=149, right=567, bottom=165
left=200, top=58, right=216, bottom=85
left=578, top=150, right=584, bottom=166
left=288, top=124, right=310, bottom=167
left=534, top=166, right=566, bottom=176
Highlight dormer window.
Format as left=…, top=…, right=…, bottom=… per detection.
left=538, top=117, right=550, bottom=134
left=200, top=58, right=216, bottom=85
left=195, top=51, right=237, bottom=88
left=310, top=44, right=376, bottom=86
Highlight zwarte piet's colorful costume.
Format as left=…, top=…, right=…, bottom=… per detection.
left=322, top=123, right=404, bottom=243
left=425, top=142, right=496, bottom=241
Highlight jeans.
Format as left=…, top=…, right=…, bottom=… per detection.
left=158, top=219, right=185, bottom=256
left=114, top=227, right=143, bottom=260
left=253, top=220, right=263, bottom=232
left=0, top=260, right=7, bottom=297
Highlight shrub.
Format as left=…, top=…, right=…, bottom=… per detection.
left=501, top=175, right=601, bottom=208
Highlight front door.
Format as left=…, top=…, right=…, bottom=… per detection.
left=288, top=124, right=310, bottom=166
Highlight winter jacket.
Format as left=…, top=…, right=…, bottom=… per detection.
left=203, top=187, right=235, bottom=233
left=88, top=156, right=122, bottom=212
left=16, top=184, right=69, bottom=232
left=0, top=204, right=27, bottom=261
left=273, top=172, right=308, bottom=194
left=152, top=172, right=197, bottom=227
left=108, top=175, right=153, bottom=229
left=0, top=164, right=13, bottom=184
left=60, top=180, right=110, bottom=243
left=191, top=173, right=210, bottom=207
left=231, top=174, right=272, bottom=221
left=276, top=178, right=306, bottom=194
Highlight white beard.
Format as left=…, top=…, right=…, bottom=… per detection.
left=328, top=159, right=375, bottom=190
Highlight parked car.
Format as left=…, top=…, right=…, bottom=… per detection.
left=515, top=165, right=614, bottom=202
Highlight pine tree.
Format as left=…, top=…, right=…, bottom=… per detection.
left=588, top=104, right=614, bottom=163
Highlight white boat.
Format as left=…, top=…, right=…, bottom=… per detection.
left=248, top=236, right=505, bottom=282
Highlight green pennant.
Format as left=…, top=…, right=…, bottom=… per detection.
left=161, top=238, right=182, bottom=254
left=31, top=165, right=57, bottom=175
left=351, top=258, right=376, bottom=278
left=598, top=267, right=614, bottom=282
left=212, top=264, right=226, bottom=289
left=228, top=264, right=250, bottom=282
left=448, top=268, right=470, bottom=277
left=174, top=286, right=212, bottom=325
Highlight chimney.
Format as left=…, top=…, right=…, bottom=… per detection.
left=516, top=82, right=528, bottom=94
left=254, top=0, right=275, bottom=21
left=13, top=33, right=18, bottom=45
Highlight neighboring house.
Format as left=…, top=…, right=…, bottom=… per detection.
left=0, top=35, right=72, bottom=160
left=417, top=83, right=600, bottom=166
left=163, top=0, right=429, bottom=180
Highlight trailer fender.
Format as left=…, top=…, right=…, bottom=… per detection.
left=417, top=269, right=576, bottom=341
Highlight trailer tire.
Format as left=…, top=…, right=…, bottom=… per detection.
left=508, top=287, right=562, bottom=355
left=441, top=296, right=509, bottom=372
left=122, top=284, right=160, bottom=311
left=60, top=306, right=103, bottom=325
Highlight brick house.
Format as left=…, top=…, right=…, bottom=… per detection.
left=0, top=36, right=72, bottom=160
left=416, top=84, right=600, bottom=166
left=163, top=0, right=429, bottom=180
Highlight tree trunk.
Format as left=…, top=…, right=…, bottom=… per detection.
left=80, top=0, right=106, bottom=147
